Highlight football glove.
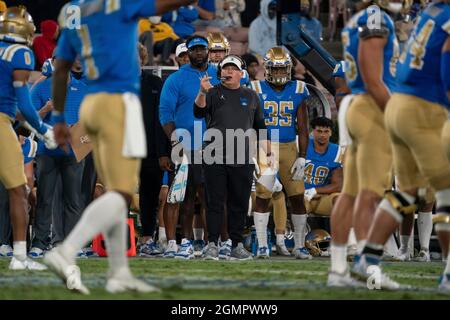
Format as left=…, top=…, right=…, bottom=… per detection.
left=290, top=157, right=306, bottom=181
left=304, top=188, right=317, bottom=202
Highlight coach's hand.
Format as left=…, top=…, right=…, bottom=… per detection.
left=53, top=122, right=71, bottom=153
left=159, top=156, right=174, bottom=172
left=199, top=73, right=213, bottom=94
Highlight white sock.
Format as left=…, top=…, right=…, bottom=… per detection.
left=384, top=234, right=398, bottom=257
left=158, top=226, right=167, bottom=242
left=253, top=212, right=270, bottom=248
left=104, top=216, right=128, bottom=279
left=400, top=235, right=410, bottom=251
left=418, top=211, right=432, bottom=251
left=436, top=189, right=450, bottom=208
left=193, top=228, right=204, bottom=241
left=276, top=234, right=285, bottom=246
left=13, top=241, right=27, bottom=260
left=347, top=228, right=357, bottom=247
left=356, top=240, right=366, bottom=254
left=60, top=192, right=127, bottom=265
left=445, top=253, right=450, bottom=274
left=330, top=243, right=348, bottom=274
left=291, top=214, right=307, bottom=248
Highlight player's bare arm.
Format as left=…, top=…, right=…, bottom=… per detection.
left=315, top=167, right=343, bottom=195
left=155, top=0, right=197, bottom=15
left=52, top=58, right=73, bottom=151
left=296, top=101, right=309, bottom=158
left=442, top=35, right=450, bottom=101
left=358, top=37, right=391, bottom=110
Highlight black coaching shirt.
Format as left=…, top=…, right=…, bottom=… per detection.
left=194, top=84, right=267, bottom=165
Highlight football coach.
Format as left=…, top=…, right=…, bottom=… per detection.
left=193, top=55, right=274, bottom=260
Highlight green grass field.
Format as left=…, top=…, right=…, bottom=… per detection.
left=0, top=257, right=449, bottom=300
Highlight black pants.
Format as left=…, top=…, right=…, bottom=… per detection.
left=203, top=164, right=254, bottom=247
left=139, top=160, right=163, bottom=237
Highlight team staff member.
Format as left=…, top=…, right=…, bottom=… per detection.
left=194, top=55, right=272, bottom=260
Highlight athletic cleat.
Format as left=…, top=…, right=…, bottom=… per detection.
left=174, top=239, right=194, bottom=260
left=351, top=254, right=402, bottom=290
left=438, top=274, right=450, bottom=292
left=230, top=243, right=253, bottom=261
left=293, top=247, right=312, bottom=260
left=218, top=239, right=232, bottom=260
left=327, top=270, right=365, bottom=288
left=163, top=242, right=178, bottom=258
left=256, top=246, right=270, bottom=259
left=9, top=256, right=47, bottom=271
left=414, top=249, right=430, bottom=262
left=193, top=240, right=205, bottom=257
left=0, top=244, right=13, bottom=257
left=43, top=249, right=90, bottom=295
left=276, top=243, right=291, bottom=256
left=28, top=247, right=44, bottom=258
left=202, top=242, right=219, bottom=260
left=76, top=250, right=87, bottom=259
left=82, top=247, right=99, bottom=258
left=393, top=248, right=412, bottom=262
left=139, top=240, right=164, bottom=258
left=106, top=276, right=161, bottom=294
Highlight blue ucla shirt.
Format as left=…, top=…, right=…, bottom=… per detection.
left=341, top=7, right=399, bottom=94
left=304, top=138, right=344, bottom=189
left=250, top=80, right=309, bottom=143
left=56, top=0, right=156, bottom=95
left=396, top=2, right=450, bottom=109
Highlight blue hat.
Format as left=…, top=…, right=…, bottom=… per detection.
left=187, top=37, right=208, bottom=49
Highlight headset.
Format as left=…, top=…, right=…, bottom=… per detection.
left=217, top=54, right=247, bottom=80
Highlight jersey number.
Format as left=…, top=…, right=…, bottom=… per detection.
left=264, top=101, right=294, bottom=127
left=400, top=19, right=435, bottom=70
left=304, top=163, right=329, bottom=186
left=78, top=25, right=99, bottom=80
left=341, top=31, right=358, bottom=82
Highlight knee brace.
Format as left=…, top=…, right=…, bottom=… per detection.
left=379, top=190, right=417, bottom=223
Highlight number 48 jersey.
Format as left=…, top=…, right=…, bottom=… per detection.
left=396, top=2, right=450, bottom=108
left=304, top=138, right=344, bottom=189
left=251, top=80, right=309, bottom=143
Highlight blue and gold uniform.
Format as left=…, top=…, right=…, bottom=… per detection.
left=304, top=138, right=344, bottom=215
left=250, top=48, right=310, bottom=199
left=56, top=0, right=157, bottom=194
left=385, top=2, right=450, bottom=193
left=339, top=5, right=398, bottom=197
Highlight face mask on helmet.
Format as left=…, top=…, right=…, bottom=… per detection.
left=305, top=229, right=331, bottom=257
left=148, top=16, right=162, bottom=24
left=265, top=66, right=291, bottom=85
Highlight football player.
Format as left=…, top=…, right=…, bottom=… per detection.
left=352, top=0, right=450, bottom=290
left=0, top=6, right=55, bottom=271
left=43, top=0, right=196, bottom=294
left=304, top=117, right=344, bottom=217
left=207, top=32, right=230, bottom=67
left=328, top=0, right=402, bottom=287
left=250, top=47, right=311, bottom=259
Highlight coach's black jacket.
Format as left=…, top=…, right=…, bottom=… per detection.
left=140, top=70, right=170, bottom=167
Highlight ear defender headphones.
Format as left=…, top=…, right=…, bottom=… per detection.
left=217, top=54, right=247, bottom=80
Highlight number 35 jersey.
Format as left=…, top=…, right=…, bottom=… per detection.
left=396, top=2, right=450, bottom=108
left=341, top=7, right=398, bottom=95
left=304, top=138, right=344, bottom=189
left=251, top=80, right=310, bottom=143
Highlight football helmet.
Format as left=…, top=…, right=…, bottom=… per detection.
left=364, top=0, right=413, bottom=13
left=207, top=32, right=230, bottom=64
left=305, top=229, right=331, bottom=257
left=264, top=47, right=293, bottom=86
left=0, top=6, right=35, bottom=46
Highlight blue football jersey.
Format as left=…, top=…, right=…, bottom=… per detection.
left=250, top=80, right=309, bottom=143
left=304, top=138, right=344, bottom=189
left=56, top=0, right=157, bottom=95
left=396, top=2, right=450, bottom=108
left=0, top=42, right=35, bottom=119
left=341, top=7, right=399, bottom=94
